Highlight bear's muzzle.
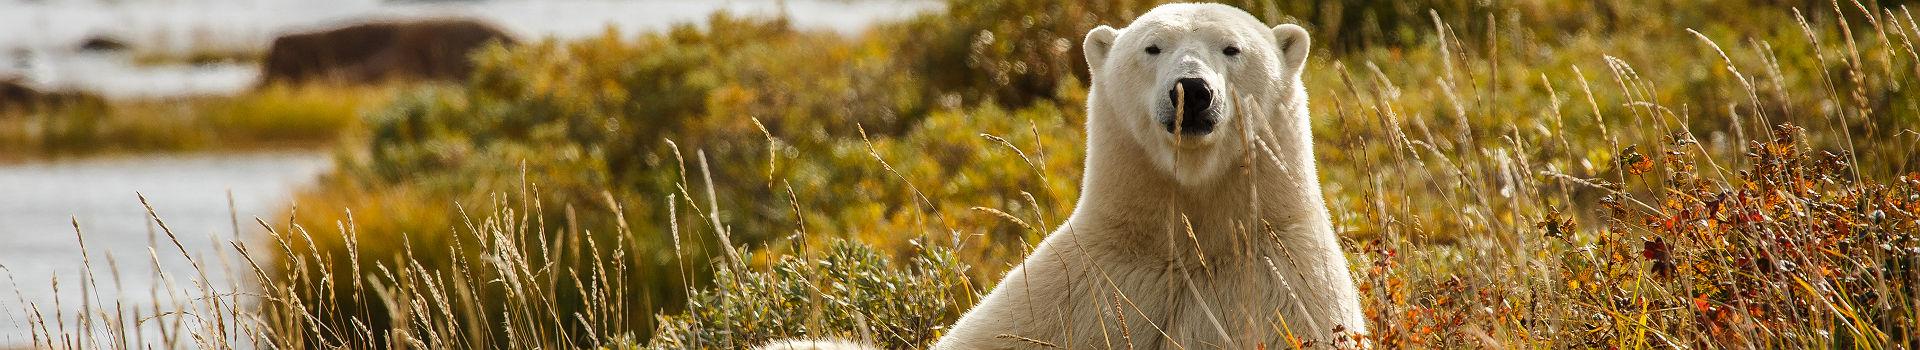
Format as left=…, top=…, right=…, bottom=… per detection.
left=1166, top=77, right=1216, bottom=135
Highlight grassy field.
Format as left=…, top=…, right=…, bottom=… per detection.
left=9, top=0, right=1920, bottom=348
left=0, top=84, right=397, bottom=162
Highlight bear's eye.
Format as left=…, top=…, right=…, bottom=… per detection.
left=1145, top=45, right=1161, bottom=55
left=1223, top=46, right=1241, bottom=56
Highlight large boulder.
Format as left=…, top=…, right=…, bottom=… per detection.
left=260, top=19, right=517, bottom=86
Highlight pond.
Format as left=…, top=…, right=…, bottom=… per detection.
left=0, top=151, right=331, bottom=346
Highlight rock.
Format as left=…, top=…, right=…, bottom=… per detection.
left=0, top=78, right=103, bottom=115
left=260, top=18, right=518, bottom=86
left=0, top=79, right=41, bottom=112
left=77, top=35, right=130, bottom=53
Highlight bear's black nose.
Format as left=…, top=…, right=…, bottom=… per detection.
left=1166, top=77, right=1214, bottom=135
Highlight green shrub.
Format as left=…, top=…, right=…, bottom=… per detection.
left=286, top=12, right=1082, bottom=344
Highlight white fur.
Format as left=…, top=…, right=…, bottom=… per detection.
left=932, top=4, right=1365, bottom=349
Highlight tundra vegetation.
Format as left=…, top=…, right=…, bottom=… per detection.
left=0, top=84, right=395, bottom=161
left=8, top=0, right=1920, bottom=348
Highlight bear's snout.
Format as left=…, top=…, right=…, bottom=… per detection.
left=1165, top=77, right=1215, bottom=135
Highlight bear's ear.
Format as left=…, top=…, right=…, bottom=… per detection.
left=1272, top=24, right=1311, bottom=74
left=1084, top=25, right=1118, bottom=73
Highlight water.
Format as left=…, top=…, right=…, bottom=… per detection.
left=0, top=0, right=944, bottom=99
left=0, top=151, right=332, bottom=346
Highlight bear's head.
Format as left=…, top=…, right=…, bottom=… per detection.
left=1083, top=3, right=1311, bottom=186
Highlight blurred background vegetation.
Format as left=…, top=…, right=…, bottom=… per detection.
left=0, top=84, right=394, bottom=160
left=9, top=0, right=1917, bottom=348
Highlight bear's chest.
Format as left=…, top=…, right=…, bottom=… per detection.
left=1091, top=251, right=1302, bottom=349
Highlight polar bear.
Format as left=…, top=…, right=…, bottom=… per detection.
left=755, top=4, right=1363, bottom=350
left=930, top=3, right=1365, bottom=349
